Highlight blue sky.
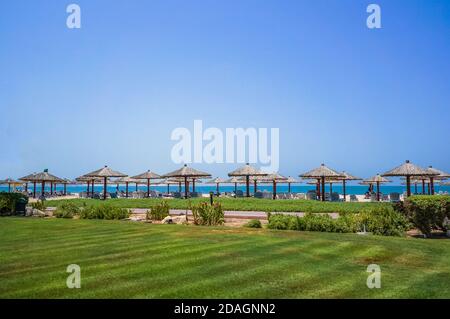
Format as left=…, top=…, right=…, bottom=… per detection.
left=0, top=0, right=449, bottom=180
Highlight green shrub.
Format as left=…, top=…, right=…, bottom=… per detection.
left=244, top=219, right=262, bottom=228
left=356, top=206, right=410, bottom=237
left=267, top=214, right=296, bottom=230
left=401, top=195, right=450, bottom=237
left=54, top=202, right=80, bottom=219
left=147, top=201, right=170, bottom=221
left=191, top=202, right=224, bottom=226
left=0, top=193, right=28, bottom=215
left=31, top=200, right=47, bottom=211
left=79, top=204, right=130, bottom=220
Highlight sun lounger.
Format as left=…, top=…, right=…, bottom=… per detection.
left=350, top=194, right=358, bottom=202
left=306, top=190, right=317, bottom=200
left=389, top=192, right=400, bottom=202
left=331, top=192, right=340, bottom=202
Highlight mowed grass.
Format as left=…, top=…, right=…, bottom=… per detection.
left=45, top=197, right=389, bottom=213
left=0, top=218, right=449, bottom=298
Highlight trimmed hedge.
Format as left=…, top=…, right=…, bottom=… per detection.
left=54, top=202, right=81, bottom=219
left=146, top=201, right=170, bottom=221
left=0, top=193, right=28, bottom=215
left=267, top=206, right=410, bottom=237
left=401, top=195, right=450, bottom=237
left=79, top=205, right=130, bottom=220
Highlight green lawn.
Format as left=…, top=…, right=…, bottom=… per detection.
left=44, top=197, right=389, bottom=213
left=0, top=217, right=449, bottom=298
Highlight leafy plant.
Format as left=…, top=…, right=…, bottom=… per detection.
left=147, top=201, right=170, bottom=221
left=54, top=202, right=80, bottom=219
left=244, top=219, right=262, bottom=228
left=0, top=193, right=29, bottom=215
left=31, top=200, right=47, bottom=211
left=191, top=202, right=224, bottom=226
left=79, top=204, right=130, bottom=220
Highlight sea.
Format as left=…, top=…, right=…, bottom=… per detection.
left=1, top=184, right=449, bottom=195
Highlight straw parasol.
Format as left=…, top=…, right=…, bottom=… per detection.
left=75, top=175, right=106, bottom=197
left=206, top=177, right=226, bottom=195
left=382, top=160, right=436, bottom=197
left=228, top=163, right=267, bottom=197
left=163, top=165, right=211, bottom=199
left=0, top=178, right=22, bottom=193
left=423, top=166, right=450, bottom=195
left=225, top=176, right=242, bottom=194
left=19, top=169, right=63, bottom=198
left=285, top=176, right=298, bottom=193
left=259, top=173, right=288, bottom=200
left=132, top=170, right=161, bottom=198
left=439, top=181, right=450, bottom=187
left=362, top=174, right=390, bottom=201
left=19, top=173, right=37, bottom=195
left=300, top=164, right=344, bottom=201
left=157, top=178, right=180, bottom=194
left=114, top=177, right=143, bottom=198
left=84, top=166, right=127, bottom=200
left=337, top=171, right=362, bottom=202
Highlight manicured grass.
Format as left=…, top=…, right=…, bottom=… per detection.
left=44, top=197, right=390, bottom=213
left=0, top=217, right=449, bottom=298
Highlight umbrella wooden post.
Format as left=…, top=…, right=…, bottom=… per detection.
left=376, top=181, right=380, bottom=201
left=316, top=179, right=320, bottom=200
left=216, top=183, right=219, bottom=195
left=246, top=175, right=250, bottom=197
left=147, top=179, right=150, bottom=198
left=167, top=184, right=170, bottom=194
left=86, top=181, right=90, bottom=197
left=33, top=182, right=36, bottom=198
left=288, top=183, right=291, bottom=193
left=321, top=177, right=325, bottom=201
left=178, top=182, right=181, bottom=192
left=329, top=183, right=333, bottom=196
left=273, top=181, right=277, bottom=200
left=64, top=183, right=67, bottom=196
left=422, top=180, right=425, bottom=194
left=254, top=180, right=257, bottom=194
left=24, top=183, right=28, bottom=193
left=192, top=179, right=196, bottom=192
left=8, top=183, right=11, bottom=193
left=414, top=183, right=417, bottom=194
left=184, top=177, right=188, bottom=199
left=135, top=183, right=138, bottom=192
left=126, top=182, right=129, bottom=198
left=42, top=181, right=45, bottom=198
left=234, top=182, right=237, bottom=194
left=50, top=182, right=53, bottom=195
left=343, top=180, right=347, bottom=202
left=427, top=183, right=431, bottom=195
left=103, top=177, right=107, bottom=200
left=406, top=176, right=411, bottom=197
left=430, top=177, right=435, bottom=195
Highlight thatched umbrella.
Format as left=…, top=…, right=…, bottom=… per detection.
left=163, top=165, right=211, bottom=199
left=75, top=175, right=105, bottom=197
left=259, top=173, right=288, bottom=200
left=114, top=177, right=142, bottom=198
left=423, top=166, right=450, bottom=195
left=337, top=171, right=362, bottom=202
left=439, top=181, right=450, bottom=187
left=225, top=176, right=242, bottom=194
left=0, top=178, right=22, bottom=193
left=19, top=173, right=37, bottom=195
left=207, top=177, right=226, bottom=194
left=300, top=164, right=344, bottom=201
left=131, top=170, right=161, bottom=198
left=382, top=160, right=436, bottom=197
left=228, top=163, right=267, bottom=197
left=285, top=176, right=298, bottom=193
left=84, top=166, right=127, bottom=200
left=157, top=178, right=179, bottom=194
left=362, top=174, right=390, bottom=201
left=19, top=169, right=62, bottom=198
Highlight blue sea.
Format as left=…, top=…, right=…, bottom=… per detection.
left=1, top=184, right=449, bottom=195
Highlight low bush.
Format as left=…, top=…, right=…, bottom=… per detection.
left=79, top=205, right=130, bottom=220
left=267, top=206, right=410, bottom=237
left=401, top=195, right=450, bottom=237
left=191, top=202, right=224, bottom=226
left=31, top=200, right=47, bottom=211
left=54, top=202, right=81, bottom=219
left=244, top=219, right=262, bottom=228
left=147, top=201, right=170, bottom=221
left=0, top=193, right=28, bottom=215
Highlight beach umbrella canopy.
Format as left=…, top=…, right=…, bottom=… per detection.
left=206, top=177, right=226, bottom=194
left=300, top=164, right=344, bottom=201
left=228, top=163, right=267, bottom=197
left=285, top=176, right=298, bottom=193
left=132, top=170, right=162, bottom=198
left=163, top=164, right=211, bottom=198
left=114, top=176, right=143, bottom=197
left=423, top=166, right=450, bottom=194
left=439, top=181, right=450, bottom=186
left=0, top=178, right=22, bottom=193
left=19, top=169, right=63, bottom=198
left=259, top=173, right=288, bottom=200
left=382, top=160, right=436, bottom=196
left=225, top=176, right=243, bottom=194
left=84, top=166, right=127, bottom=200
left=336, top=171, right=362, bottom=202
left=363, top=174, right=390, bottom=201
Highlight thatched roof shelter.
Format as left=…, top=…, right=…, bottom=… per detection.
left=362, top=174, right=390, bottom=201
left=300, top=164, right=344, bottom=201
left=285, top=176, right=298, bottom=193
left=382, top=160, right=436, bottom=196
left=228, top=163, right=267, bottom=197
left=0, top=178, right=22, bottom=193
left=84, top=166, right=127, bottom=200
left=206, top=177, right=226, bottom=194
left=334, top=171, right=362, bottom=201
left=163, top=164, right=211, bottom=198
left=132, top=170, right=161, bottom=198
left=258, top=173, right=288, bottom=199
left=18, top=169, right=63, bottom=198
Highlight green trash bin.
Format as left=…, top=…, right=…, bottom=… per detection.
left=15, top=197, right=28, bottom=215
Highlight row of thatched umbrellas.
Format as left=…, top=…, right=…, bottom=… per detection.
left=2, top=160, right=449, bottom=201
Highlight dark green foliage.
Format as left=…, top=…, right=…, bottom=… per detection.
left=191, top=202, right=224, bottom=226
left=0, top=193, right=28, bottom=215
left=79, top=204, right=130, bottom=220
left=146, top=201, right=170, bottom=221
left=401, top=195, right=450, bottom=237
left=31, top=200, right=47, bottom=211
left=54, top=202, right=80, bottom=219
left=244, top=219, right=262, bottom=228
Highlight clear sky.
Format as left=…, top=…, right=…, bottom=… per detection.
left=1, top=0, right=449, bottom=180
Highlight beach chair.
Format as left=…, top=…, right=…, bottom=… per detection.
left=173, top=192, right=182, bottom=199
left=349, top=194, right=358, bottom=202
left=306, top=190, right=317, bottom=200
left=382, top=194, right=389, bottom=201
left=254, top=191, right=263, bottom=199
left=389, top=192, right=400, bottom=203
left=370, top=193, right=377, bottom=202
left=331, top=192, right=340, bottom=202
left=110, top=192, right=118, bottom=199
left=235, top=190, right=244, bottom=198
